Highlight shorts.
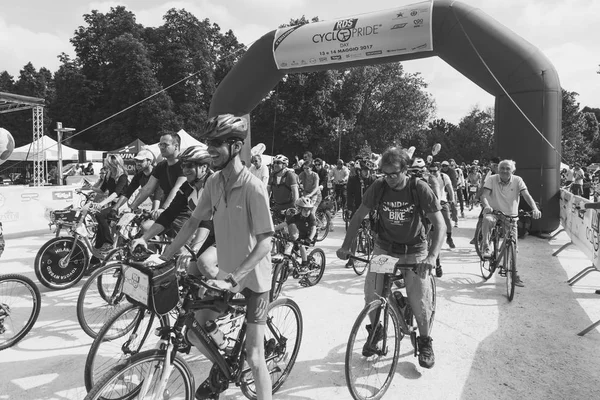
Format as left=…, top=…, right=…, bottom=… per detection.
left=241, top=287, right=270, bottom=325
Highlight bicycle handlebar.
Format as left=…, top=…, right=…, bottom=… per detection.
left=347, top=255, right=419, bottom=271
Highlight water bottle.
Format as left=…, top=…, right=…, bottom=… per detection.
left=205, top=320, right=227, bottom=350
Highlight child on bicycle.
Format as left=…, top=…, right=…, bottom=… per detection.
left=274, top=197, right=317, bottom=273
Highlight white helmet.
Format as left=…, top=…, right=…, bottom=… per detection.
left=274, top=154, right=289, bottom=165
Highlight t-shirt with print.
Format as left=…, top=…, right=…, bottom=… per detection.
left=363, top=178, right=441, bottom=247
left=286, top=213, right=316, bottom=238
left=151, top=160, right=184, bottom=205
left=269, top=169, right=298, bottom=206
left=483, top=174, right=528, bottom=216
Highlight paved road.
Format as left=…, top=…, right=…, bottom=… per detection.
left=1, top=208, right=600, bottom=400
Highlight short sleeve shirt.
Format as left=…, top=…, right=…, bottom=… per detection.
left=151, top=160, right=184, bottom=204
left=483, top=174, right=528, bottom=216
left=249, top=164, right=269, bottom=185
left=269, top=170, right=298, bottom=206
left=363, top=178, right=440, bottom=246
left=194, top=168, right=274, bottom=293
left=298, top=171, right=319, bottom=197
left=287, top=213, right=316, bottom=238
left=100, top=174, right=129, bottom=197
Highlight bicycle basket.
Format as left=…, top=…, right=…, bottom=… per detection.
left=122, top=261, right=179, bottom=315
left=51, top=209, right=79, bottom=225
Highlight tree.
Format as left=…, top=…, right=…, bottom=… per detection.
left=561, top=89, right=591, bottom=166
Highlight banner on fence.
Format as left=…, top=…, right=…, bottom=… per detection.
left=559, top=189, right=599, bottom=266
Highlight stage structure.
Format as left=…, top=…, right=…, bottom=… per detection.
left=0, top=92, right=45, bottom=186
left=208, top=0, right=562, bottom=232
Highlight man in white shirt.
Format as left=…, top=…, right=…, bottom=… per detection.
left=480, top=159, right=542, bottom=286
left=249, top=154, right=269, bottom=186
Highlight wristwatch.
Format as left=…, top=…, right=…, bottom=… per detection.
left=225, top=274, right=239, bottom=288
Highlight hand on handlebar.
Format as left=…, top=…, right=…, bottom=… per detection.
left=151, top=209, right=164, bottom=220
left=206, top=278, right=239, bottom=293
left=482, top=205, right=493, bottom=215
left=416, top=255, right=436, bottom=279
left=531, top=209, right=542, bottom=220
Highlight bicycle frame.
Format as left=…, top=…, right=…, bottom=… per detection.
left=490, top=215, right=518, bottom=269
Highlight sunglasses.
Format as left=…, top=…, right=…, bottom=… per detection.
left=429, top=169, right=439, bottom=173
left=382, top=170, right=402, bottom=179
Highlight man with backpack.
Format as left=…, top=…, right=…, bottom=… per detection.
left=268, top=154, right=299, bottom=213
left=337, top=147, right=446, bottom=369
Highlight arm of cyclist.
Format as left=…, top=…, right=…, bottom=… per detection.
left=480, top=187, right=494, bottom=214
left=336, top=203, right=370, bottom=259
left=207, top=231, right=273, bottom=292
left=129, top=176, right=159, bottom=211
left=520, top=189, right=542, bottom=219
left=161, top=176, right=187, bottom=210
left=417, top=210, right=446, bottom=279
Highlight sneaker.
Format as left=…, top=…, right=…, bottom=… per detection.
left=345, top=260, right=354, bottom=268
left=299, top=276, right=311, bottom=287
left=362, top=323, right=384, bottom=357
left=97, top=243, right=113, bottom=258
left=417, top=336, right=435, bottom=369
left=435, top=264, right=443, bottom=278
left=514, top=275, right=525, bottom=287
left=446, top=237, right=456, bottom=249
left=454, top=222, right=458, bottom=228
left=461, top=211, right=465, bottom=218
left=195, top=378, right=220, bottom=400
left=469, top=237, right=476, bottom=245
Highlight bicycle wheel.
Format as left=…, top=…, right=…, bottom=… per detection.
left=84, top=304, right=164, bottom=391
left=345, top=299, right=402, bottom=400
left=315, top=210, right=330, bottom=242
left=240, top=297, right=303, bottom=399
left=270, top=260, right=287, bottom=302
left=0, top=274, right=41, bottom=351
left=34, top=236, right=89, bottom=290
left=353, top=230, right=372, bottom=276
left=84, top=349, right=194, bottom=400
left=304, top=248, right=326, bottom=286
left=480, top=229, right=496, bottom=280
left=77, top=262, right=128, bottom=339
left=505, top=241, right=517, bottom=301
left=474, top=221, right=485, bottom=261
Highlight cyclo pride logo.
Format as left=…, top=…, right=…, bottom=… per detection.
left=312, top=18, right=380, bottom=43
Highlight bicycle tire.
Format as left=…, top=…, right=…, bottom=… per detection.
left=240, top=297, right=303, bottom=399
left=345, top=299, right=402, bottom=400
left=34, top=236, right=89, bottom=290
left=77, top=262, right=128, bottom=339
left=305, top=248, right=326, bottom=286
left=352, top=230, right=372, bottom=276
left=480, top=228, right=496, bottom=280
left=84, top=349, right=194, bottom=400
left=474, top=221, right=484, bottom=261
left=84, top=304, right=164, bottom=391
left=0, top=274, right=41, bottom=351
left=315, top=210, right=330, bottom=242
left=270, top=261, right=287, bottom=302
left=505, top=241, right=517, bottom=301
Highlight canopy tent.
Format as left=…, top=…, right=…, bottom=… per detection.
left=7, top=135, right=79, bottom=161
left=106, top=139, right=147, bottom=159
left=145, top=129, right=206, bottom=156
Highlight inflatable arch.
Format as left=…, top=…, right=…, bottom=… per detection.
left=208, top=0, right=561, bottom=232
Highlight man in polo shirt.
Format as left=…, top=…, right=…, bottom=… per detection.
left=146, top=114, right=274, bottom=400
left=480, top=159, right=542, bottom=287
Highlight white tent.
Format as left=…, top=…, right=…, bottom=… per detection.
left=145, top=129, right=206, bottom=157
left=7, top=136, right=80, bottom=161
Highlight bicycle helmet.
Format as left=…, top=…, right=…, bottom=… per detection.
left=410, top=157, right=426, bottom=170
left=201, top=114, right=248, bottom=141
left=274, top=154, right=289, bottom=165
left=179, top=146, right=212, bottom=165
left=295, top=197, right=314, bottom=209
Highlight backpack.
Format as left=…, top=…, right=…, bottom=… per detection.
left=269, top=170, right=294, bottom=203
left=371, top=176, right=432, bottom=240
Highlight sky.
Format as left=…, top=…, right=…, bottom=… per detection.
left=1, top=0, right=599, bottom=124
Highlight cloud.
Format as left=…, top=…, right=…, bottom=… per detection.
left=0, top=17, right=71, bottom=77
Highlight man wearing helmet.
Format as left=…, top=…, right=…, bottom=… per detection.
left=268, top=154, right=299, bottom=213
left=129, top=132, right=187, bottom=219
left=112, top=149, right=162, bottom=215
left=146, top=114, right=275, bottom=400
left=132, top=146, right=216, bottom=274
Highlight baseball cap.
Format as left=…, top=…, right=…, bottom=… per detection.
left=441, top=161, right=449, bottom=166
left=134, top=149, right=155, bottom=162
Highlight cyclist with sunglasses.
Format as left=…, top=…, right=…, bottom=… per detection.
left=145, top=114, right=275, bottom=400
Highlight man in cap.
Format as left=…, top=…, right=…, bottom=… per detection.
left=112, top=149, right=162, bottom=214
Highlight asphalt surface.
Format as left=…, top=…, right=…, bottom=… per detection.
left=1, top=207, right=600, bottom=400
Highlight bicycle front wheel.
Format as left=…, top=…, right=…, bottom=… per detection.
left=240, top=297, right=303, bottom=399
left=84, top=349, right=194, bottom=400
left=505, top=241, right=517, bottom=301
left=77, top=262, right=128, bottom=339
left=345, top=299, right=402, bottom=400
left=305, top=248, right=326, bottom=286
left=34, top=236, right=89, bottom=290
left=0, top=274, right=41, bottom=351
left=270, top=261, right=287, bottom=302
left=353, top=230, right=372, bottom=276
left=84, top=304, right=164, bottom=391
left=315, top=210, right=331, bottom=242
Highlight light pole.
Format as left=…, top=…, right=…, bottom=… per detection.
left=337, top=119, right=347, bottom=160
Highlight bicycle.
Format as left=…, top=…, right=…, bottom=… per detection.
left=479, top=210, right=530, bottom=301
left=270, top=232, right=326, bottom=301
left=85, top=262, right=303, bottom=400
left=315, top=202, right=333, bottom=242
left=348, top=217, right=374, bottom=276
left=0, top=274, right=42, bottom=350
left=34, top=205, right=134, bottom=290
left=48, top=188, right=98, bottom=238
left=344, top=254, right=436, bottom=400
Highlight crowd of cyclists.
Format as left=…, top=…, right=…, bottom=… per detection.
left=38, top=113, right=542, bottom=399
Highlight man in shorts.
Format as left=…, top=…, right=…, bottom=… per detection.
left=145, top=114, right=274, bottom=400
